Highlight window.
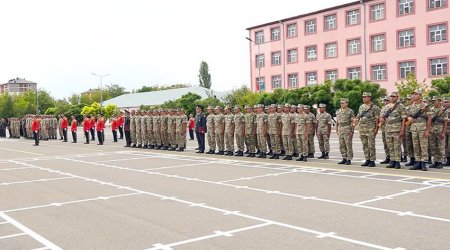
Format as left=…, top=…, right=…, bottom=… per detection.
left=325, top=43, right=337, bottom=58
left=306, top=72, right=317, bottom=85
left=287, top=49, right=298, bottom=63
left=346, top=9, right=360, bottom=25
left=429, top=0, right=447, bottom=9
left=306, top=46, right=317, bottom=61
left=255, top=31, right=264, bottom=44
left=399, top=61, right=416, bottom=78
left=271, top=75, right=282, bottom=89
left=372, top=64, right=387, bottom=81
left=347, top=38, right=361, bottom=55
left=398, top=0, right=414, bottom=15
left=272, top=52, right=281, bottom=65
left=371, top=34, right=386, bottom=52
left=271, top=27, right=280, bottom=41
left=305, top=19, right=316, bottom=34
left=429, top=24, right=447, bottom=43
left=288, top=74, right=298, bottom=88
left=430, top=58, right=448, bottom=76
left=256, top=77, right=265, bottom=91
left=325, top=70, right=338, bottom=82
left=287, top=23, right=297, bottom=37
left=398, top=29, right=415, bottom=48
left=324, top=14, right=337, bottom=30
left=348, top=67, right=361, bottom=79
left=256, top=54, right=264, bottom=68
left=370, top=3, right=385, bottom=21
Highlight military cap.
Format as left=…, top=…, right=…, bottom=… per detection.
left=431, top=96, right=441, bottom=101
left=214, top=106, right=221, bottom=110
left=422, top=97, right=429, bottom=102
left=383, top=96, right=390, bottom=101
left=413, top=89, right=423, bottom=95
left=277, top=104, right=282, bottom=109
left=443, top=97, right=450, bottom=102
left=224, top=105, right=230, bottom=110
left=406, top=96, right=412, bottom=100
left=256, top=104, right=264, bottom=108
left=362, top=92, right=372, bottom=97
left=340, top=98, right=349, bottom=103
left=318, top=103, right=326, bottom=108
left=303, top=105, right=310, bottom=109
left=234, top=105, right=241, bottom=110
left=124, top=110, right=130, bottom=113
left=207, top=106, right=214, bottom=110
left=158, top=108, right=163, bottom=112
left=196, top=104, right=204, bottom=109
left=264, top=106, right=269, bottom=110
left=283, top=103, right=290, bottom=108
left=179, top=108, right=184, bottom=111
left=253, top=105, right=258, bottom=109
left=270, top=104, right=277, bottom=108
left=290, top=104, right=296, bottom=109
left=390, top=92, right=399, bottom=97
left=244, top=105, right=251, bottom=109
left=297, top=104, right=303, bottom=109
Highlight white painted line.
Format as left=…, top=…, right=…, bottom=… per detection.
left=353, top=185, right=441, bottom=206
left=0, top=232, right=27, bottom=240
left=0, top=212, right=62, bottom=250
left=0, top=166, right=35, bottom=171
left=1, top=177, right=75, bottom=186
left=0, top=147, right=43, bottom=156
left=145, top=162, right=213, bottom=171
left=0, top=221, right=8, bottom=225
left=219, top=171, right=295, bottom=183
left=96, top=156, right=155, bottom=163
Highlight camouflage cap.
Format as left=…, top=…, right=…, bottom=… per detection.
left=319, top=103, right=326, bottom=108
left=277, top=104, right=282, bottom=109
left=283, top=103, right=290, bottom=108
left=234, top=105, right=241, bottom=110
left=297, top=104, right=303, bottom=109
left=224, top=105, right=230, bottom=110
left=422, top=97, right=429, bottom=102
left=270, top=104, right=277, bottom=108
left=303, top=105, right=310, bottom=109
left=207, top=106, right=214, bottom=110
left=253, top=105, right=258, bottom=109
left=362, top=92, right=372, bottom=97
left=406, top=96, right=412, bottom=100
left=256, top=104, right=264, bottom=108
left=444, top=97, right=450, bottom=102
left=390, top=92, right=399, bottom=97
left=383, top=96, right=390, bottom=101
left=413, top=89, right=423, bottom=95
left=290, top=105, right=296, bottom=109
left=214, top=106, right=221, bottom=110
left=431, top=96, right=441, bottom=101
left=340, top=98, right=349, bottom=103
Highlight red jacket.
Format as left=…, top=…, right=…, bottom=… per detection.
left=111, top=119, right=118, bottom=130
left=118, top=116, right=124, bottom=126
left=61, top=117, right=68, bottom=129
left=83, top=118, right=91, bottom=131
left=189, top=118, right=195, bottom=130
left=96, top=118, right=105, bottom=131
left=71, top=119, right=77, bottom=132
left=32, top=119, right=40, bottom=132
left=90, top=117, right=96, bottom=128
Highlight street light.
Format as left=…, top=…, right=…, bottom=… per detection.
left=91, top=73, right=110, bottom=110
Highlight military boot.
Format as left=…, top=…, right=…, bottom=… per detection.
left=436, top=162, right=443, bottom=169
left=429, top=162, right=438, bottom=168
left=269, top=153, right=277, bottom=159
left=395, top=162, right=401, bottom=169
left=257, top=152, right=266, bottom=159
left=405, top=157, right=415, bottom=166
left=386, top=161, right=395, bottom=168
left=318, top=152, right=326, bottom=159
left=307, top=153, right=315, bottom=158
left=380, top=157, right=390, bottom=164
left=282, top=155, right=292, bottom=160
left=323, top=152, right=329, bottom=159
left=295, top=155, right=304, bottom=161
left=345, top=160, right=352, bottom=165
left=428, top=156, right=432, bottom=164
left=361, top=160, right=370, bottom=166
left=409, top=161, right=421, bottom=170
left=368, top=161, right=376, bottom=167
left=338, top=159, right=347, bottom=164
left=444, top=157, right=450, bottom=166
left=421, top=162, right=428, bottom=171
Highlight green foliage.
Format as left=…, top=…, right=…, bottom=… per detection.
left=105, top=84, right=127, bottom=98
left=394, top=74, right=429, bottom=99
left=81, top=102, right=102, bottom=117
left=429, top=76, right=450, bottom=98
left=103, top=104, right=119, bottom=119
left=198, top=61, right=212, bottom=89
left=223, top=86, right=253, bottom=107
left=80, top=90, right=111, bottom=105
left=333, top=79, right=386, bottom=114
left=135, top=84, right=190, bottom=93
left=0, top=93, right=15, bottom=118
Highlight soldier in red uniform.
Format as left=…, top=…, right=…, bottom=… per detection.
left=71, top=115, right=77, bottom=143
left=111, top=114, right=118, bottom=142
left=31, top=115, right=40, bottom=146
left=96, top=113, right=105, bottom=145
left=118, top=112, right=124, bottom=139
left=61, top=114, right=68, bottom=142
left=90, top=114, right=96, bottom=141
left=82, top=114, right=91, bottom=144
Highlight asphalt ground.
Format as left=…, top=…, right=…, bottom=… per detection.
left=1, top=129, right=450, bottom=250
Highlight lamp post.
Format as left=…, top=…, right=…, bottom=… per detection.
left=91, top=73, right=110, bottom=110
left=36, top=87, right=39, bottom=115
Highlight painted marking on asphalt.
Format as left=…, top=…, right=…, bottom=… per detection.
left=0, top=232, right=27, bottom=240
left=0, top=147, right=43, bottom=156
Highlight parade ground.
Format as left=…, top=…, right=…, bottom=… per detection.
left=2, top=131, right=450, bottom=250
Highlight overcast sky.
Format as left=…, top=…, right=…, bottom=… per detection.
left=0, top=0, right=350, bottom=99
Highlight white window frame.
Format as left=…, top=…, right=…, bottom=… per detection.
left=325, top=43, right=337, bottom=58
left=399, top=0, right=414, bottom=15
left=324, top=15, right=336, bottom=30
left=346, top=9, right=359, bottom=25
left=399, top=61, right=416, bottom=78
left=325, top=70, right=338, bottom=82
left=271, top=27, right=280, bottom=41
left=272, top=52, right=281, bottom=65
left=348, top=67, right=361, bottom=79
left=429, top=0, right=446, bottom=9
left=271, top=75, right=282, bottom=89
left=256, top=54, right=265, bottom=68
left=430, top=58, right=448, bottom=76
left=347, top=39, right=361, bottom=55
left=398, top=29, right=415, bottom=47
left=288, top=74, right=298, bottom=88
left=305, top=20, right=316, bottom=34
left=371, top=34, right=386, bottom=52
left=429, top=24, right=447, bottom=43
left=287, top=49, right=298, bottom=63
left=287, top=24, right=297, bottom=37
left=306, top=46, right=317, bottom=61
left=306, top=72, right=317, bottom=85
left=372, top=65, right=387, bottom=81
left=255, top=31, right=264, bottom=44
left=371, top=3, right=385, bottom=21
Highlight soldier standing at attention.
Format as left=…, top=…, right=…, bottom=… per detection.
left=233, top=106, right=245, bottom=156
left=118, top=112, right=124, bottom=139
left=267, top=104, right=281, bottom=159
left=294, top=104, right=310, bottom=162
left=61, top=114, right=68, bottom=142
left=90, top=114, right=96, bottom=141
left=444, top=98, right=450, bottom=166
left=176, top=108, right=188, bottom=151
left=32, top=115, right=40, bottom=146
left=214, top=106, right=225, bottom=155
left=304, top=106, right=316, bottom=158
left=130, top=110, right=137, bottom=147
left=195, top=105, right=207, bottom=153
left=281, top=104, right=295, bottom=160
left=429, top=96, right=448, bottom=169
left=316, top=104, right=332, bottom=159
left=383, top=92, right=407, bottom=169
left=166, top=110, right=175, bottom=150
left=205, top=106, right=216, bottom=154
left=255, top=104, right=268, bottom=158
left=111, top=114, right=118, bottom=142
left=96, top=113, right=105, bottom=145
left=83, top=114, right=90, bottom=144
left=146, top=111, right=154, bottom=149
left=244, top=106, right=256, bottom=157
left=160, top=109, right=169, bottom=150
left=70, top=115, right=77, bottom=143
left=135, top=111, right=142, bottom=148
left=153, top=109, right=162, bottom=149
left=141, top=111, right=148, bottom=148
left=224, top=106, right=235, bottom=156
left=336, top=98, right=355, bottom=165
left=380, top=96, right=391, bottom=164
left=405, top=96, right=416, bottom=166
left=356, top=92, right=380, bottom=167
left=124, top=110, right=132, bottom=147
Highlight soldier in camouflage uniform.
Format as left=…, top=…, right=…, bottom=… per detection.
left=443, top=97, right=450, bottom=166
left=379, top=96, right=391, bottom=164
left=294, top=104, right=310, bottom=162
left=281, top=104, right=295, bottom=160
left=224, top=106, right=235, bottom=156
left=140, top=111, right=148, bottom=148
left=404, top=96, right=416, bottom=166
left=205, top=106, right=216, bottom=154
left=255, top=104, right=268, bottom=158
left=336, top=98, right=355, bottom=165
left=383, top=92, right=407, bottom=169
left=429, top=96, right=448, bottom=169
left=304, top=106, right=316, bottom=158
left=153, top=109, right=162, bottom=149
left=214, top=106, right=225, bottom=155
left=146, top=111, right=154, bottom=149
left=316, top=104, right=332, bottom=159
left=289, top=105, right=298, bottom=157
left=244, top=106, right=256, bottom=157
left=135, top=111, right=142, bottom=148
left=160, top=109, right=169, bottom=150
left=267, top=104, right=281, bottom=159
left=176, top=108, right=188, bottom=151
left=130, top=110, right=137, bottom=147
left=234, top=106, right=245, bottom=156
left=167, top=110, right=176, bottom=150
left=407, top=89, right=432, bottom=171
left=356, top=92, right=380, bottom=167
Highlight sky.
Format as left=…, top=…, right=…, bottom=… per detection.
left=0, top=0, right=350, bottom=99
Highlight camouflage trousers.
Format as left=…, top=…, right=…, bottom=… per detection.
left=215, top=132, right=225, bottom=151
left=153, top=130, right=161, bottom=145
left=225, top=131, right=234, bottom=152
left=317, top=131, right=330, bottom=153
left=257, top=133, right=267, bottom=153
left=381, top=129, right=390, bottom=157
left=147, top=127, right=153, bottom=145
left=235, top=130, right=245, bottom=151
left=136, top=126, right=142, bottom=145
left=176, top=132, right=186, bottom=148
left=245, top=134, right=256, bottom=153
left=141, top=126, right=147, bottom=145
left=207, top=132, right=216, bottom=151
left=59, top=127, right=64, bottom=139
left=360, top=133, right=376, bottom=161
left=411, top=129, right=428, bottom=162
left=269, top=133, right=281, bottom=154
left=386, top=132, right=402, bottom=162
left=161, top=132, right=169, bottom=146
left=430, top=131, right=445, bottom=162
left=296, top=134, right=308, bottom=156
left=338, top=132, right=353, bottom=160
left=405, top=132, right=414, bottom=158
left=308, top=133, right=315, bottom=154
left=282, top=135, right=294, bottom=156
left=130, top=125, right=137, bottom=144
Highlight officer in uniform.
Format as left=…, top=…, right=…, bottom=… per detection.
left=289, top=105, right=298, bottom=157
left=383, top=92, right=407, bottom=169
left=255, top=104, right=268, bottom=158
left=294, top=104, right=310, bottom=161
left=316, top=103, right=332, bottom=159
left=205, top=106, right=216, bottom=154
left=224, top=106, right=235, bottom=156
left=267, top=104, right=281, bottom=159
left=83, top=114, right=91, bottom=144
left=281, top=104, right=294, bottom=160
left=336, top=98, right=355, bottom=165
left=32, top=115, right=40, bottom=146
left=356, top=92, right=380, bottom=167
left=304, top=106, right=316, bottom=158
left=195, top=105, right=207, bottom=153
left=244, top=105, right=256, bottom=157
left=380, top=96, right=391, bottom=164
left=124, top=110, right=132, bottom=147
left=429, top=96, right=448, bottom=169
left=233, top=105, right=245, bottom=156
left=214, top=106, right=225, bottom=155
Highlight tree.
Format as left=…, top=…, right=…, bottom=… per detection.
left=103, top=104, right=119, bottom=119
left=198, top=61, right=212, bottom=89
left=69, top=94, right=81, bottom=105
left=333, top=79, right=386, bottom=114
left=394, top=74, right=429, bottom=99
left=105, top=84, right=127, bottom=98
left=0, top=93, right=14, bottom=118
left=429, top=76, right=450, bottom=98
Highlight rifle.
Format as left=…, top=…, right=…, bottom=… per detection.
left=377, top=100, right=403, bottom=128
left=405, top=103, right=433, bottom=126
left=431, top=107, right=449, bottom=123
left=352, top=104, right=374, bottom=127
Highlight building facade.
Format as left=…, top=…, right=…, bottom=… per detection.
left=0, top=78, right=37, bottom=94
left=246, top=0, right=449, bottom=92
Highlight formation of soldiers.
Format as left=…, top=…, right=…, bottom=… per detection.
left=2, top=115, right=59, bottom=140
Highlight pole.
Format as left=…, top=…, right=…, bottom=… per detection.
left=91, top=73, right=110, bottom=111
left=36, top=88, right=39, bottom=115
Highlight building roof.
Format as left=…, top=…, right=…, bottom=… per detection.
left=102, top=86, right=226, bottom=109
left=5, top=78, right=37, bottom=84
left=246, top=0, right=370, bottom=30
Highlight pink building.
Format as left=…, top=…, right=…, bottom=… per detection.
left=246, top=0, right=449, bottom=93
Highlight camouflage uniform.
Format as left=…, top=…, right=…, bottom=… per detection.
left=408, top=98, right=432, bottom=166
left=153, top=112, right=162, bottom=147
left=385, top=99, right=407, bottom=165
left=130, top=114, right=137, bottom=146
left=306, top=108, right=316, bottom=156
left=445, top=98, right=450, bottom=165
left=135, top=113, right=142, bottom=146
left=224, top=109, right=235, bottom=153
left=141, top=114, right=148, bottom=147
left=255, top=107, right=268, bottom=154
left=294, top=106, right=310, bottom=158
left=176, top=112, right=188, bottom=148
left=316, top=106, right=332, bottom=155
left=214, top=108, right=225, bottom=153
left=234, top=107, right=245, bottom=154
left=430, top=101, right=448, bottom=166
left=267, top=106, right=281, bottom=156
left=206, top=109, right=216, bottom=152
left=281, top=106, right=294, bottom=157
left=380, top=100, right=391, bottom=161
left=146, top=112, right=154, bottom=147
left=167, top=112, right=175, bottom=148
left=357, top=99, right=380, bottom=163
left=405, top=102, right=414, bottom=161
left=160, top=112, right=169, bottom=148
left=336, top=104, right=355, bottom=161
left=244, top=108, right=256, bottom=155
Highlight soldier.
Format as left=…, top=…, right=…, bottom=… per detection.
left=135, top=111, right=142, bottom=148
left=141, top=111, right=148, bottom=148
left=444, top=98, right=450, bottom=166
left=31, top=115, right=40, bottom=146
left=167, top=110, right=176, bottom=150
left=118, top=112, right=124, bottom=139
left=111, top=114, right=118, bottom=142
left=224, top=106, right=235, bottom=156
left=244, top=105, right=256, bottom=157
left=214, top=106, right=225, bottom=155
left=195, top=105, right=207, bottom=153
left=289, top=105, right=299, bottom=156
left=82, top=114, right=90, bottom=144
left=176, top=108, right=188, bottom=151
left=153, top=109, right=162, bottom=149
left=336, top=98, right=355, bottom=165
left=407, top=89, right=432, bottom=171
left=130, top=110, right=137, bottom=147
left=281, top=104, right=295, bottom=160
left=316, top=104, right=332, bottom=159
left=382, top=92, right=407, bottom=169
left=404, top=96, right=415, bottom=166
left=124, top=110, right=132, bottom=147
left=205, top=106, right=216, bottom=154
left=267, top=104, right=281, bottom=159
left=255, top=104, right=268, bottom=158
left=265, top=106, right=272, bottom=154
left=61, top=114, right=68, bottom=142
left=96, top=113, right=105, bottom=145
left=146, top=111, right=154, bottom=149
left=58, top=115, right=64, bottom=140
left=233, top=105, right=245, bottom=156
left=429, top=96, right=448, bottom=169
left=39, top=116, right=46, bottom=140
left=90, top=114, right=96, bottom=141
left=0, top=118, right=6, bottom=137
left=160, top=109, right=169, bottom=150
left=70, top=115, right=77, bottom=143
left=294, top=104, right=310, bottom=161
left=355, top=92, right=380, bottom=167
left=304, top=106, right=316, bottom=158
left=379, top=96, right=391, bottom=164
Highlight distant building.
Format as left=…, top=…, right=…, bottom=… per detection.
left=80, top=88, right=100, bottom=98
left=0, top=78, right=37, bottom=94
